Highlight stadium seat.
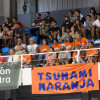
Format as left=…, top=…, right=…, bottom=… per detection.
left=35, top=31, right=39, bottom=34
left=59, top=26, right=62, bottom=29
left=88, top=39, right=93, bottom=43
left=31, top=36, right=38, bottom=42
left=87, top=34, right=91, bottom=38
left=2, top=47, right=10, bottom=53
left=38, top=44, right=42, bottom=49
left=25, top=29, right=30, bottom=34
left=49, top=43, right=54, bottom=47
left=6, top=57, right=9, bottom=61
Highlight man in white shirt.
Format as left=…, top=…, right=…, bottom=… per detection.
left=27, top=38, right=39, bottom=65
left=93, top=13, right=100, bottom=39
left=15, top=38, right=26, bottom=55
left=8, top=48, right=19, bottom=62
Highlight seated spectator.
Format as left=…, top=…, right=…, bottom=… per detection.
left=68, top=10, right=76, bottom=22
left=37, top=20, right=52, bottom=44
left=14, top=23, right=26, bottom=45
left=82, top=15, right=94, bottom=41
left=57, top=27, right=68, bottom=43
left=21, top=50, right=32, bottom=68
left=38, top=39, right=50, bottom=63
left=43, top=12, right=55, bottom=26
left=52, top=39, right=61, bottom=51
left=8, top=48, right=19, bottom=62
left=0, top=50, right=7, bottom=64
left=73, top=45, right=85, bottom=63
left=30, top=13, right=42, bottom=36
left=93, top=13, right=100, bottom=39
left=15, top=38, right=26, bottom=55
left=90, top=7, right=97, bottom=21
left=2, top=18, right=11, bottom=28
left=27, top=38, right=39, bottom=65
left=64, top=35, right=74, bottom=50
left=74, top=9, right=86, bottom=23
left=69, top=26, right=76, bottom=39
left=50, top=21, right=60, bottom=39
left=75, top=31, right=88, bottom=49
left=45, top=47, right=57, bottom=66
left=85, top=42, right=98, bottom=63
left=3, top=26, right=13, bottom=47
left=58, top=44, right=71, bottom=65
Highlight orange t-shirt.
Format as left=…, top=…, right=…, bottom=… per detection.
left=40, top=45, right=50, bottom=52
left=73, top=52, right=85, bottom=61
left=52, top=43, right=61, bottom=51
left=75, top=37, right=87, bottom=46
left=86, top=49, right=98, bottom=60
left=64, top=42, right=75, bottom=50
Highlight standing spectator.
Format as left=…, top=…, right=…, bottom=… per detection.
left=64, top=35, right=74, bottom=50
left=27, top=38, right=39, bottom=65
left=2, top=18, right=11, bottom=28
left=0, top=50, right=7, bottom=64
left=45, top=47, right=57, bottom=66
left=21, top=50, right=32, bottom=68
left=52, top=39, right=61, bottom=51
left=74, top=9, right=86, bottom=23
left=30, top=13, right=42, bottom=36
left=37, top=20, right=52, bottom=44
left=50, top=21, right=60, bottom=39
left=75, top=31, right=88, bottom=49
left=15, top=38, right=26, bottom=55
left=93, top=13, right=100, bottom=39
left=82, top=15, right=94, bottom=41
left=85, top=42, right=98, bottom=63
left=38, top=39, right=50, bottom=63
left=43, top=12, right=55, bottom=26
left=58, top=44, right=71, bottom=65
left=68, top=10, right=76, bottom=22
left=8, top=48, right=19, bottom=62
left=90, top=7, right=97, bottom=21
left=57, top=27, right=68, bottom=43
left=14, top=23, right=26, bottom=45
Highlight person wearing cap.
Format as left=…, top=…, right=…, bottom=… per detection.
left=64, top=35, right=75, bottom=50
left=27, top=38, right=39, bottom=65
left=58, top=43, right=71, bottom=65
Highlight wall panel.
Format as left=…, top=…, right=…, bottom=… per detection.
left=63, top=0, right=68, bottom=10
left=73, top=0, right=78, bottom=9
left=57, top=0, right=63, bottom=10
left=78, top=0, right=83, bottom=8
left=52, top=0, right=58, bottom=11
left=67, top=0, right=73, bottom=9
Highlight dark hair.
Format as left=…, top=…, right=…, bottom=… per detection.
left=45, top=12, right=50, bottom=15
left=10, top=48, right=15, bottom=52
left=88, top=41, right=94, bottom=44
left=90, top=7, right=97, bottom=15
left=97, top=13, right=100, bottom=16
left=6, top=18, right=11, bottom=23
left=0, top=49, right=2, bottom=54
left=69, top=10, right=74, bottom=15
left=50, top=47, right=55, bottom=51
left=64, top=16, right=69, bottom=18
left=12, top=17, right=17, bottom=21
left=54, top=39, right=58, bottom=43
left=5, top=26, right=11, bottom=30
left=0, top=25, right=3, bottom=32
left=37, top=13, right=41, bottom=16
left=66, top=35, right=73, bottom=43
left=75, top=9, right=81, bottom=14
left=52, top=20, right=57, bottom=24
left=16, top=23, right=22, bottom=27
left=43, top=39, right=48, bottom=45
left=86, top=15, right=91, bottom=18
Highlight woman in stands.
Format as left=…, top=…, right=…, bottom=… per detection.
left=52, top=39, right=61, bottom=51
left=57, top=27, right=68, bottom=43
left=3, top=26, right=13, bottom=47
left=64, top=35, right=74, bottom=50
left=45, top=47, right=57, bottom=66
left=2, top=18, right=11, bottom=28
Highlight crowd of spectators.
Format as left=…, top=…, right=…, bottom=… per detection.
left=0, top=7, right=100, bottom=68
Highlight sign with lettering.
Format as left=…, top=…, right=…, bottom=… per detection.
left=32, top=63, right=99, bottom=94
left=0, top=62, right=20, bottom=90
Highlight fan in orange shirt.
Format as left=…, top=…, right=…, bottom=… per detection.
left=75, top=31, right=88, bottom=49
left=38, top=39, right=50, bottom=63
left=64, top=35, right=74, bottom=50
left=73, top=45, right=85, bottom=63
left=85, top=42, right=98, bottom=63
left=52, top=39, right=61, bottom=51
left=21, top=50, right=32, bottom=68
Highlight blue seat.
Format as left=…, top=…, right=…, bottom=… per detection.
left=35, top=31, right=39, bottom=34
left=25, top=29, right=30, bottom=34
left=6, top=57, right=9, bottom=61
left=38, top=44, right=42, bottom=49
left=31, top=36, right=38, bottom=42
left=88, top=39, right=93, bottom=43
left=2, top=47, right=10, bottom=53
left=49, top=43, right=54, bottom=47
left=87, top=35, right=91, bottom=38
left=59, top=26, right=62, bottom=29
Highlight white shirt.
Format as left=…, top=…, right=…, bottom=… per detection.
left=93, top=19, right=100, bottom=27
left=8, top=55, right=19, bottom=62
left=27, top=44, right=38, bottom=54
